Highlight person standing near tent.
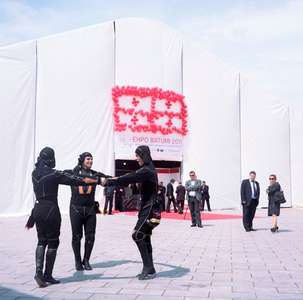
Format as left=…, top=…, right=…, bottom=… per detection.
left=201, top=181, right=211, bottom=211
left=103, top=185, right=115, bottom=215
left=102, top=145, right=160, bottom=280
left=241, top=171, right=260, bottom=232
left=267, top=174, right=284, bottom=233
left=185, top=171, right=203, bottom=227
left=66, top=152, right=110, bottom=271
left=157, top=181, right=166, bottom=211
left=25, top=147, right=98, bottom=288
left=176, top=182, right=186, bottom=214
left=166, top=179, right=177, bottom=213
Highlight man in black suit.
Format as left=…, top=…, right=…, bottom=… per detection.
left=201, top=181, right=211, bottom=211
left=176, top=182, right=186, bottom=214
left=157, top=181, right=166, bottom=212
left=166, top=179, right=177, bottom=213
left=103, top=186, right=115, bottom=215
left=241, top=171, right=260, bottom=232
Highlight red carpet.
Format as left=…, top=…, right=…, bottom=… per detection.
left=115, top=210, right=242, bottom=220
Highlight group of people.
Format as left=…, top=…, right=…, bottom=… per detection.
left=26, top=145, right=161, bottom=288
left=26, top=145, right=285, bottom=289
left=241, top=171, right=285, bottom=233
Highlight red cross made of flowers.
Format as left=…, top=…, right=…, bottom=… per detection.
left=112, top=86, right=188, bottom=136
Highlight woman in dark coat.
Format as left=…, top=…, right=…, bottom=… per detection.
left=266, top=174, right=282, bottom=232
left=102, top=145, right=160, bottom=280
left=26, top=147, right=98, bottom=287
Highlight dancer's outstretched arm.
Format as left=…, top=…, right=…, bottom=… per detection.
left=102, top=167, right=151, bottom=186
left=55, top=170, right=98, bottom=186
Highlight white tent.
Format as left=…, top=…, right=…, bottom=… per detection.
left=0, top=41, right=36, bottom=216
left=240, top=79, right=292, bottom=208
left=290, top=104, right=303, bottom=207
left=183, top=41, right=241, bottom=209
left=35, top=22, right=115, bottom=212
left=0, top=18, right=301, bottom=215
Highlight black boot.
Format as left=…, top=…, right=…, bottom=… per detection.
left=135, top=239, right=156, bottom=280
left=145, top=236, right=156, bottom=276
left=75, top=261, right=84, bottom=271
left=82, top=236, right=94, bottom=270
left=72, top=238, right=84, bottom=271
left=44, top=249, right=60, bottom=284
left=34, top=245, right=47, bottom=288
left=82, top=258, right=92, bottom=270
left=135, top=239, right=149, bottom=278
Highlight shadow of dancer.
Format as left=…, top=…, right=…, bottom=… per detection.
left=89, top=260, right=190, bottom=280
left=60, top=272, right=103, bottom=284
left=59, top=259, right=190, bottom=283
left=0, top=286, right=42, bottom=299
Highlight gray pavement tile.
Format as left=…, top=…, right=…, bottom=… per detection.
left=136, top=296, right=184, bottom=300
left=163, top=289, right=209, bottom=298
left=119, top=288, right=163, bottom=296
left=43, top=292, right=93, bottom=299
left=89, top=296, right=137, bottom=300
left=76, top=287, right=121, bottom=294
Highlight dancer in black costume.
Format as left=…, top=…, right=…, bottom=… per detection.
left=26, top=147, right=98, bottom=288
left=102, top=145, right=160, bottom=280
left=67, top=152, right=110, bottom=271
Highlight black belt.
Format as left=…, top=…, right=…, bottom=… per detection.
left=36, top=199, right=58, bottom=206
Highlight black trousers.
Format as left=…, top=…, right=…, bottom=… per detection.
left=104, top=195, right=114, bottom=214
left=70, top=204, right=96, bottom=262
left=132, top=204, right=157, bottom=274
left=33, top=202, right=61, bottom=277
left=33, top=202, right=61, bottom=249
left=157, top=195, right=165, bottom=212
left=188, top=197, right=202, bottom=226
left=177, top=199, right=184, bottom=213
left=201, top=197, right=211, bottom=211
left=242, top=201, right=257, bottom=230
left=166, top=196, right=177, bottom=212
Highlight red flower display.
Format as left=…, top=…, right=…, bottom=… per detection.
left=112, top=86, right=188, bottom=136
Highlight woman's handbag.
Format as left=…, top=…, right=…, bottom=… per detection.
left=274, top=191, right=286, bottom=204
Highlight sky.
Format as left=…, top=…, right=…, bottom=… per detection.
left=0, top=0, right=302, bottom=106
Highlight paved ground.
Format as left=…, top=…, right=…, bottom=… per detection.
left=0, top=208, right=303, bottom=300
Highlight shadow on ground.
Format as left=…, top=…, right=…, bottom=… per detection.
left=60, top=259, right=190, bottom=282
left=0, top=285, right=41, bottom=299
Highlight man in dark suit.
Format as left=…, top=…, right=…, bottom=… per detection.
left=166, top=179, right=177, bottom=213
left=103, top=185, right=115, bottom=215
left=201, top=181, right=211, bottom=211
left=176, top=182, right=186, bottom=214
left=114, top=186, right=124, bottom=211
left=157, top=181, right=166, bottom=212
left=241, top=171, right=260, bottom=232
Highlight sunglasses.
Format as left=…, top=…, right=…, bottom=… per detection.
left=269, top=178, right=275, bottom=180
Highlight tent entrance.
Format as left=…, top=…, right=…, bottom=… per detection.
left=114, top=159, right=181, bottom=211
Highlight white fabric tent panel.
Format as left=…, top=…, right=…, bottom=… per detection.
left=114, top=18, right=183, bottom=160
left=183, top=41, right=241, bottom=209
left=0, top=41, right=36, bottom=216
left=36, top=23, right=115, bottom=213
left=241, top=81, right=292, bottom=208
left=290, top=105, right=303, bottom=207
left=115, top=18, right=182, bottom=93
